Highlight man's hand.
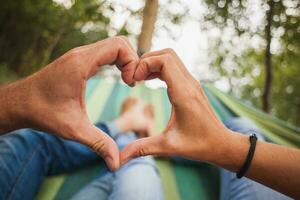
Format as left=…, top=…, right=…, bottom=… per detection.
left=0, top=36, right=139, bottom=171
left=120, top=48, right=236, bottom=165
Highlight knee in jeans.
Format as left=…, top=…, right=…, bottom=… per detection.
left=0, top=129, right=52, bottom=165
left=116, top=163, right=162, bottom=196
left=7, top=129, right=52, bottom=148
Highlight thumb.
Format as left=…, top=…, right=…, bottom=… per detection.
left=78, top=124, right=120, bottom=171
left=120, top=135, right=166, bottom=166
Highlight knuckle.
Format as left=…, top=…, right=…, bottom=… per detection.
left=64, top=48, right=83, bottom=63
left=117, top=35, right=128, bottom=41
left=163, top=48, right=176, bottom=55
left=91, top=139, right=107, bottom=154
left=67, top=47, right=82, bottom=57
left=129, top=56, right=139, bottom=66
left=140, top=52, right=150, bottom=59
left=139, top=60, right=149, bottom=74
left=163, top=53, right=174, bottom=63
left=112, top=36, right=127, bottom=46
left=138, top=147, right=147, bottom=157
left=128, top=142, right=146, bottom=157
left=140, top=58, right=148, bottom=67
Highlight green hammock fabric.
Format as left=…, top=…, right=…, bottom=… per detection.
left=35, top=78, right=300, bottom=200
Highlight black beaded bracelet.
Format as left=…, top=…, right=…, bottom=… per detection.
left=236, top=134, right=257, bottom=179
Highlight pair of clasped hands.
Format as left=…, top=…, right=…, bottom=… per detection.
left=17, top=36, right=232, bottom=171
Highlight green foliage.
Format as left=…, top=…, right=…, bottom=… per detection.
left=0, top=63, right=18, bottom=82
left=0, top=0, right=112, bottom=82
left=204, top=0, right=300, bottom=126
left=0, top=0, right=186, bottom=84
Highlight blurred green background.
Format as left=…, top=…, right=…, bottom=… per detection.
left=0, top=0, right=299, bottom=126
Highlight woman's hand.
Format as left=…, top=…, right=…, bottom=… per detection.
left=120, top=48, right=239, bottom=166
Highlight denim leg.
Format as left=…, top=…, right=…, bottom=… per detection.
left=72, top=122, right=163, bottom=200
left=220, top=118, right=291, bottom=200
left=71, top=158, right=163, bottom=200
left=0, top=128, right=101, bottom=200
left=70, top=172, right=114, bottom=200
left=109, top=159, right=163, bottom=200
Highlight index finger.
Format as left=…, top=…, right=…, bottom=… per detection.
left=83, top=36, right=139, bottom=86
left=134, top=53, right=186, bottom=91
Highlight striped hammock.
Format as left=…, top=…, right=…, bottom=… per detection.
left=35, top=77, right=300, bottom=200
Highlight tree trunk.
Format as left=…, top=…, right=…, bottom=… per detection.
left=41, top=28, right=65, bottom=66
left=137, top=0, right=158, bottom=55
left=262, top=0, right=274, bottom=113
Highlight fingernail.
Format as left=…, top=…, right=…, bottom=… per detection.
left=106, top=156, right=118, bottom=171
left=130, top=81, right=136, bottom=87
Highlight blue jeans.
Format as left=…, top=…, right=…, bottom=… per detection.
left=71, top=122, right=163, bottom=200
left=0, top=118, right=292, bottom=200
left=221, top=118, right=291, bottom=200
left=0, top=122, right=163, bottom=200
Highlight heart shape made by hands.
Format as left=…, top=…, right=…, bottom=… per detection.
left=23, top=37, right=230, bottom=171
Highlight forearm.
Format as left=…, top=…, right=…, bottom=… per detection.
left=212, top=131, right=300, bottom=199
left=0, top=79, right=32, bottom=134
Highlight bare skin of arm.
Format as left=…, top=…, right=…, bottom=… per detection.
left=214, top=131, right=300, bottom=199
left=0, top=80, right=30, bottom=133
left=120, top=48, right=300, bottom=199
left=0, top=36, right=140, bottom=171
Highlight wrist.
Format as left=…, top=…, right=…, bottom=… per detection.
left=206, top=129, right=249, bottom=172
left=0, top=77, right=35, bottom=133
